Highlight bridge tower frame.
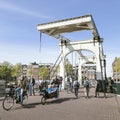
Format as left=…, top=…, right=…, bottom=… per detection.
left=37, top=14, right=106, bottom=88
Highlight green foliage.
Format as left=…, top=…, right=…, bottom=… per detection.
left=113, top=58, right=120, bottom=72
left=0, top=61, right=22, bottom=81
left=27, top=64, right=33, bottom=76
left=11, top=63, right=22, bottom=79
left=65, top=58, right=73, bottom=76
left=39, top=67, right=49, bottom=80
left=0, top=61, right=13, bottom=80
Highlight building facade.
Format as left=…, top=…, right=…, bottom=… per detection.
left=112, top=57, right=120, bottom=82
left=21, top=62, right=56, bottom=81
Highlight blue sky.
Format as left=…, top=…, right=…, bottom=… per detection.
left=0, top=0, right=120, bottom=77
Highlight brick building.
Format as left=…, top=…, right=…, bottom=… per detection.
left=112, top=57, right=120, bottom=82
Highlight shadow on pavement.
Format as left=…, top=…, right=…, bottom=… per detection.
left=45, top=97, right=78, bottom=105
left=13, top=102, right=41, bottom=110
left=11, top=93, right=116, bottom=111
left=12, top=97, right=76, bottom=110
left=23, top=102, right=41, bottom=108
left=9, top=96, right=78, bottom=111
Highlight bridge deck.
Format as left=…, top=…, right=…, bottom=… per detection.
left=0, top=88, right=120, bottom=120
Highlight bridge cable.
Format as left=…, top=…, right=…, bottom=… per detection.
left=39, top=32, right=42, bottom=53
left=46, top=50, right=63, bottom=81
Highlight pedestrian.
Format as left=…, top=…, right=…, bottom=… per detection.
left=29, top=76, right=35, bottom=96
left=95, top=80, right=100, bottom=97
left=73, top=79, right=80, bottom=98
left=39, top=80, right=43, bottom=93
left=66, top=77, right=71, bottom=93
left=59, top=76, right=63, bottom=92
left=84, top=78, right=90, bottom=98
left=109, top=77, right=114, bottom=93
left=52, top=76, right=59, bottom=87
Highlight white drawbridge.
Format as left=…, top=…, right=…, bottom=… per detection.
left=37, top=14, right=106, bottom=89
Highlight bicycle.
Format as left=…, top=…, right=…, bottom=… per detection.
left=2, top=85, right=28, bottom=111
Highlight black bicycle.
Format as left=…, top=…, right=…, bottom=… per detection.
left=2, top=85, right=28, bottom=111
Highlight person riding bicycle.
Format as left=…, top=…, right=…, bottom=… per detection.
left=15, top=76, right=28, bottom=103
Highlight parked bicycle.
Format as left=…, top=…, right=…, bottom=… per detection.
left=2, top=84, right=28, bottom=111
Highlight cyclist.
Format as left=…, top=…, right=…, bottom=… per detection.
left=15, top=76, right=28, bottom=103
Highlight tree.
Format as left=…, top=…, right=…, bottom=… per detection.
left=0, top=61, right=13, bottom=80
left=39, top=67, right=50, bottom=80
left=65, top=58, right=73, bottom=77
left=11, top=63, right=22, bottom=80
left=113, top=58, right=120, bottom=72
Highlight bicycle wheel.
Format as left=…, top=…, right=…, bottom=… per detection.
left=41, top=96, right=46, bottom=105
left=21, top=94, right=28, bottom=106
left=2, top=96, right=14, bottom=111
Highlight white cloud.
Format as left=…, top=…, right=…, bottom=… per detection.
left=0, top=1, right=52, bottom=20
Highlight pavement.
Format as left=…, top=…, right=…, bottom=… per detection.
left=0, top=88, right=120, bottom=120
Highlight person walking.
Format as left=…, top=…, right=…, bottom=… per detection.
left=95, top=80, right=100, bottom=97
left=29, top=76, right=35, bottom=96
left=109, top=77, right=114, bottom=93
left=84, top=78, right=90, bottom=98
left=73, top=79, right=80, bottom=98
left=66, top=78, right=71, bottom=93
left=59, top=76, right=63, bottom=92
